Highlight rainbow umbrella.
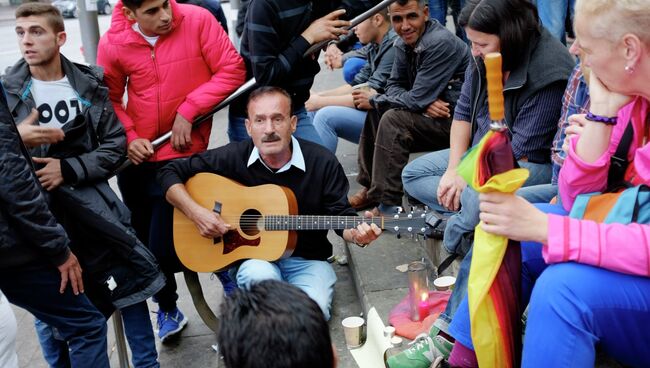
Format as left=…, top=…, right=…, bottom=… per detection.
left=455, top=53, right=529, bottom=368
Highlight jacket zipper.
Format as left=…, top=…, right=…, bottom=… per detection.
left=151, top=47, right=161, bottom=156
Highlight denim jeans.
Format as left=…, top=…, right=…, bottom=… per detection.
left=443, top=160, right=552, bottom=254
left=536, top=0, right=575, bottom=44
left=35, top=301, right=159, bottom=368
left=343, top=57, right=368, bottom=85
left=228, top=106, right=324, bottom=146
left=428, top=0, right=467, bottom=41
left=312, top=106, right=367, bottom=153
left=448, top=204, right=650, bottom=367
left=0, top=263, right=109, bottom=368
left=235, top=257, right=337, bottom=320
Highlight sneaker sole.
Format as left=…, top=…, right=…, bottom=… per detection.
left=159, top=316, right=189, bottom=344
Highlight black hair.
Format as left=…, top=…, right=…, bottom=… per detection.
left=122, top=0, right=147, bottom=11
left=217, top=280, right=334, bottom=368
left=459, top=0, right=540, bottom=71
left=395, top=0, right=427, bottom=7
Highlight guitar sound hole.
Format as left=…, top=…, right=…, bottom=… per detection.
left=240, top=209, right=261, bottom=236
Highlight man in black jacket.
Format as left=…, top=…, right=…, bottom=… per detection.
left=3, top=4, right=164, bottom=366
left=160, top=87, right=381, bottom=320
left=349, top=0, right=471, bottom=214
left=0, top=82, right=109, bottom=367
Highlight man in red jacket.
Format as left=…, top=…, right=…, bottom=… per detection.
left=97, top=0, right=246, bottom=343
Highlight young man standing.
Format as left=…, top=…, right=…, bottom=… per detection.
left=97, top=0, right=246, bottom=342
left=158, top=87, right=381, bottom=321
left=0, top=83, right=109, bottom=367
left=4, top=4, right=165, bottom=366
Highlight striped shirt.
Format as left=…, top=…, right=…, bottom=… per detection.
left=454, top=62, right=566, bottom=164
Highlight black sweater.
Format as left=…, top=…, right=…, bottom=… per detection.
left=158, top=138, right=357, bottom=261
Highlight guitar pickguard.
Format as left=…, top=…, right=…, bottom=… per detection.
left=222, top=230, right=261, bottom=254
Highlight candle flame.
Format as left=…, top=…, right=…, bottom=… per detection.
left=421, top=292, right=429, bottom=302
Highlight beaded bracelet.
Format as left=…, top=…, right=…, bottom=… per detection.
left=585, top=111, right=617, bottom=125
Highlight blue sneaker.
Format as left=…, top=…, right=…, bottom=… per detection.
left=157, top=307, right=188, bottom=343
left=215, top=271, right=238, bottom=297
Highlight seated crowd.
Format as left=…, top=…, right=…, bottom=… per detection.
left=0, top=0, right=648, bottom=367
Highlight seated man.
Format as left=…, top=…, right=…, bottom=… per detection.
left=307, top=8, right=397, bottom=153
left=349, top=0, right=470, bottom=214
left=159, top=87, right=381, bottom=320
left=217, top=280, right=336, bottom=368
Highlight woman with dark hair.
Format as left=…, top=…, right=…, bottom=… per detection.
left=392, top=0, right=574, bottom=367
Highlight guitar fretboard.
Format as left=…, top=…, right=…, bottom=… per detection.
left=263, top=215, right=384, bottom=231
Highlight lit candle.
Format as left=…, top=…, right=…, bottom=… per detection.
left=418, top=299, right=429, bottom=321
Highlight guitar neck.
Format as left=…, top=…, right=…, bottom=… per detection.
left=264, top=215, right=384, bottom=231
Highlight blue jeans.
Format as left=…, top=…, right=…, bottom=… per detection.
left=0, top=263, right=109, bottom=368
left=428, top=0, right=467, bottom=41
left=35, top=301, right=159, bottom=368
left=312, top=106, right=367, bottom=153
left=228, top=106, right=324, bottom=146
left=343, top=57, right=367, bottom=85
left=536, top=0, right=575, bottom=44
left=449, top=204, right=650, bottom=367
left=235, top=257, right=337, bottom=320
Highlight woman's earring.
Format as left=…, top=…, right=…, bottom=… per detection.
left=625, top=65, right=635, bottom=73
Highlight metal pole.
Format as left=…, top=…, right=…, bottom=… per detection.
left=228, top=0, right=241, bottom=47
left=77, top=0, right=101, bottom=63
left=112, top=310, right=130, bottom=368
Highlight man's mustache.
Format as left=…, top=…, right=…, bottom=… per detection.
left=262, top=133, right=281, bottom=142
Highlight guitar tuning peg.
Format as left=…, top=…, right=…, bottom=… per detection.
left=410, top=206, right=415, bottom=213
left=396, top=206, right=403, bottom=214
left=424, top=205, right=429, bottom=213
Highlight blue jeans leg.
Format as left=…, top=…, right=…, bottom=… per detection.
left=343, top=57, right=367, bottom=85
left=121, top=302, right=159, bottom=368
left=312, top=106, right=367, bottom=153
left=428, top=0, right=448, bottom=25
left=0, top=264, right=109, bottom=368
left=523, top=263, right=650, bottom=367
left=401, top=149, right=450, bottom=213
left=34, top=319, right=71, bottom=368
left=537, top=0, right=569, bottom=44
left=235, top=258, right=336, bottom=320
left=229, top=106, right=324, bottom=146
left=443, top=161, right=552, bottom=254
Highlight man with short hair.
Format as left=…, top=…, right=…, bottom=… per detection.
left=97, top=0, right=246, bottom=342
left=4, top=3, right=165, bottom=366
left=306, top=7, right=397, bottom=153
left=0, top=81, right=110, bottom=367
left=218, top=280, right=336, bottom=368
left=158, top=87, right=381, bottom=320
left=348, top=0, right=470, bottom=214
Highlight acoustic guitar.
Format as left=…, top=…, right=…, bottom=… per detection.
left=173, top=173, right=430, bottom=272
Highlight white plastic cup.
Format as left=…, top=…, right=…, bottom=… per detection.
left=342, top=316, right=366, bottom=349
left=433, top=276, right=456, bottom=291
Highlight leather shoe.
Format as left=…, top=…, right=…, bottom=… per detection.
left=349, top=187, right=376, bottom=210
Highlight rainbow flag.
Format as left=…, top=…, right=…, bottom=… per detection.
left=456, top=130, right=529, bottom=368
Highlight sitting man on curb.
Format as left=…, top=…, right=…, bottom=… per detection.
left=217, top=280, right=336, bottom=368
left=158, top=87, right=381, bottom=320
left=4, top=4, right=165, bottom=367
left=306, top=7, right=397, bottom=153
left=349, top=0, right=470, bottom=214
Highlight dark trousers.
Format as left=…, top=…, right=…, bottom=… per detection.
left=0, top=262, right=109, bottom=367
left=357, top=109, right=451, bottom=206
left=117, top=162, right=180, bottom=312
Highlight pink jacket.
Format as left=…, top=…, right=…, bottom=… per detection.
left=97, top=0, right=246, bottom=161
left=545, top=97, right=650, bottom=276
